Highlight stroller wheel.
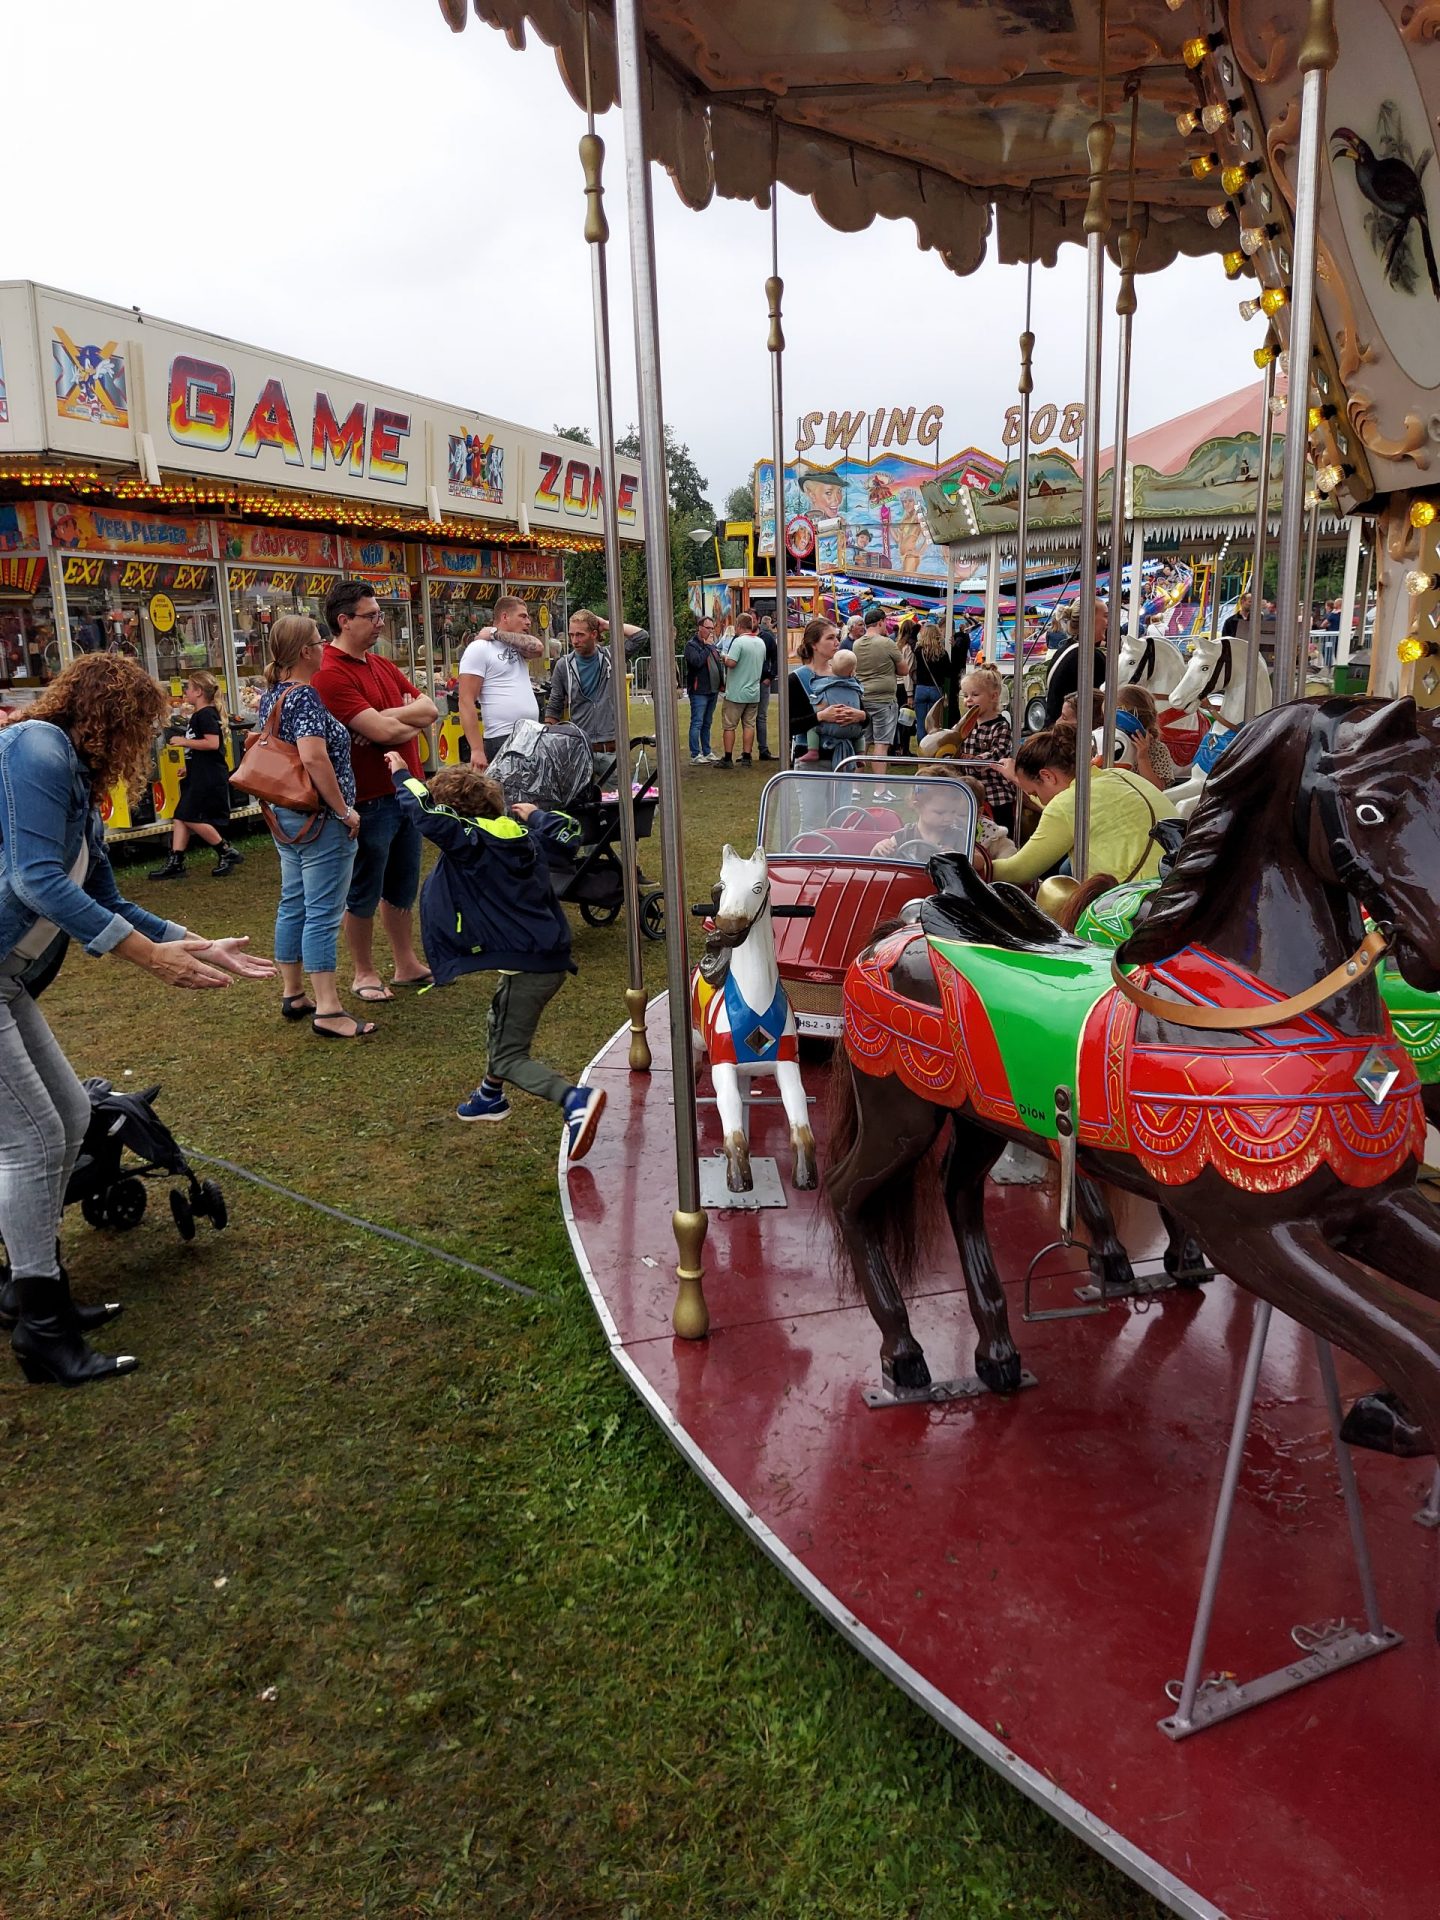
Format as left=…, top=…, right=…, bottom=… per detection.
left=169, top=1188, right=197, bottom=1242
left=106, top=1178, right=147, bottom=1231
left=639, top=889, right=666, bottom=943
left=579, top=899, right=622, bottom=928
left=198, top=1179, right=228, bottom=1231
left=80, top=1191, right=109, bottom=1230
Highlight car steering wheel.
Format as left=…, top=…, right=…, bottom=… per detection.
left=788, top=831, right=841, bottom=856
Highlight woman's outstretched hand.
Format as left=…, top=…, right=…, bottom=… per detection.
left=126, top=937, right=231, bottom=989
left=182, top=935, right=277, bottom=980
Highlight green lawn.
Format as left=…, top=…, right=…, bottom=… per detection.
left=0, top=741, right=1164, bottom=1920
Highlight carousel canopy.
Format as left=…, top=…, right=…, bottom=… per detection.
left=442, top=0, right=1227, bottom=276
left=1101, top=378, right=1283, bottom=474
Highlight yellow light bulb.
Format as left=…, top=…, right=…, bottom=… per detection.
left=1399, top=635, right=1427, bottom=664
left=1220, top=162, right=1254, bottom=195
left=1260, top=285, right=1288, bottom=315
left=1307, top=405, right=1323, bottom=430
left=1223, top=249, right=1246, bottom=277
left=1175, top=108, right=1201, bottom=136
left=1410, top=500, right=1437, bottom=528
left=1190, top=152, right=1218, bottom=179
left=1253, top=344, right=1275, bottom=368
left=1182, top=35, right=1212, bottom=66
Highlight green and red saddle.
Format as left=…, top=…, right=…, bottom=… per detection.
left=843, top=922, right=1424, bottom=1192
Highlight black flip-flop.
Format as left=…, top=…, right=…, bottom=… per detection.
left=281, top=994, right=316, bottom=1021
left=311, top=1015, right=379, bottom=1040
left=392, top=973, right=434, bottom=990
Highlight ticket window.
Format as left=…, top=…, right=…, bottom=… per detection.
left=66, top=576, right=223, bottom=699
left=0, top=583, right=62, bottom=696
left=228, top=573, right=337, bottom=714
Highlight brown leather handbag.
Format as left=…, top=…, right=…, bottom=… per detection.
left=229, top=688, right=324, bottom=845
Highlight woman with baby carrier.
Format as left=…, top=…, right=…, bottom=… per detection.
left=0, top=654, right=273, bottom=1388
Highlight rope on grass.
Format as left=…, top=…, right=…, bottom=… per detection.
left=188, top=1152, right=539, bottom=1299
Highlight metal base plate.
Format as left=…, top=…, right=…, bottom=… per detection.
left=1074, top=1258, right=1217, bottom=1304
left=1158, top=1624, right=1402, bottom=1740
left=699, top=1154, right=788, bottom=1210
left=864, top=1368, right=1039, bottom=1409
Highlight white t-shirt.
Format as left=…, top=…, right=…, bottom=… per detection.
left=458, top=636, right=540, bottom=739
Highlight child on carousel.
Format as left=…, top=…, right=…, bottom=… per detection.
left=806, top=647, right=869, bottom=768
left=384, top=752, right=606, bottom=1159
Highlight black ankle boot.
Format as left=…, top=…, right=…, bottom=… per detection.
left=9, top=1273, right=137, bottom=1386
left=0, top=1259, right=124, bottom=1334
left=149, top=850, right=186, bottom=880
left=212, top=842, right=245, bottom=877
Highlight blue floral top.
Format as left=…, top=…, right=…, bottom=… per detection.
left=256, top=681, right=356, bottom=807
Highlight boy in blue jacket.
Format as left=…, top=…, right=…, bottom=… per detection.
left=385, top=753, right=605, bottom=1159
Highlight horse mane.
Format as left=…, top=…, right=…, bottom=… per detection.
left=1119, top=703, right=1310, bottom=966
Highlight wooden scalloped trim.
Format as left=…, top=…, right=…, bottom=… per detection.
left=1228, top=0, right=1297, bottom=83
left=1350, top=391, right=1434, bottom=472
left=1318, top=238, right=1376, bottom=378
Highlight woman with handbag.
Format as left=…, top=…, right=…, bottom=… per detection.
left=0, top=653, right=274, bottom=1388
left=252, top=617, right=374, bottom=1039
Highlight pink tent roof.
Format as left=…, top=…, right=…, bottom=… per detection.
left=1102, top=378, right=1284, bottom=474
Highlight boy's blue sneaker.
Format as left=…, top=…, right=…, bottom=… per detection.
left=457, top=1085, right=511, bottom=1123
left=562, top=1085, right=606, bottom=1162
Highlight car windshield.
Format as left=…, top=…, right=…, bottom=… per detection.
left=758, top=771, right=979, bottom=866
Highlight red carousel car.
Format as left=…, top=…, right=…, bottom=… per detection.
left=758, top=763, right=982, bottom=1038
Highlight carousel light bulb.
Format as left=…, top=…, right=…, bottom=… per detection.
left=1239, top=224, right=1272, bottom=255
left=1221, top=160, right=1258, bottom=195
left=1182, top=33, right=1219, bottom=66
left=1165, top=0, right=1186, bottom=9
left=1253, top=343, right=1275, bottom=368
left=1406, top=570, right=1435, bottom=596
left=1206, top=201, right=1232, bottom=227
left=1307, top=405, right=1324, bottom=430
left=1201, top=102, right=1233, bottom=134
left=1175, top=108, right=1202, bottom=136
left=1305, top=489, right=1320, bottom=507
left=1399, top=634, right=1427, bottom=663
left=1316, top=463, right=1344, bottom=492
left=1279, top=351, right=1291, bottom=375
left=1190, top=152, right=1219, bottom=179
left=1223, top=249, right=1247, bottom=277
left=1410, top=499, right=1437, bottom=528
left=1270, top=394, right=1289, bottom=412
left=1260, top=285, right=1288, bottom=315
left=1238, top=296, right=1262, bottom=320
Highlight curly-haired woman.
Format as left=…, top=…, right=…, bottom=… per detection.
left=0, top=654, right=273, bottom=1388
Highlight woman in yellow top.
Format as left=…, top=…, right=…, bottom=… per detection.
left=989, top=724, right=1179, bottom=887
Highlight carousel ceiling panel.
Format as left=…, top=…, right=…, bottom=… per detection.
left=451, top=0, right=1228, bottom=273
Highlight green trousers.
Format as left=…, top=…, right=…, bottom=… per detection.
left=486, top=970, right=571, bottom=1106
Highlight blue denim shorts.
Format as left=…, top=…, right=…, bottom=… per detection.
left=346, top=794, right=422, bottom=917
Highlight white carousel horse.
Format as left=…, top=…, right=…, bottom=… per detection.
left=690, top=845, right=817, bottom=1194
left=1164, top=627, right=1272, bottom=818
left=1116, top=627, right=1187, bottom=700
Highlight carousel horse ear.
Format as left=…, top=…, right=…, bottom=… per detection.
left=1332, top=697, right=1418, bottom=758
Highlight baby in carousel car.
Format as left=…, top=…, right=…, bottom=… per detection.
left=872, top=771, right=1016, bottom=866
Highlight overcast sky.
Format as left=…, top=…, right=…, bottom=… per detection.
left=8, top=0, right=1263, bottom=511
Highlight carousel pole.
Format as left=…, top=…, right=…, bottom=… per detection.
left=1299, top=487, right=1323, bottom=689
left=614, top=0, right=707, bottom=1337
left=1128, top=520, right=1144, bottom=652
left=768, top=124, right=792, bottom=769
left=579, top=2, right=649, bottom=1072
left=1009, top=215, right=1036, bottom=752
left=1335, top=511, right=1363, bottom=672
left=983, top=535, right=1001, bottom=662
left=1242, top=337, right=1280, bottom=721
left=1269, top=0, right=1337, bottom=705
left=1342, top=521, right=1374, bottom=668
left=1103, top=83, right=1142, bottom=769
left=1073, top=18, right=1113, bottom=876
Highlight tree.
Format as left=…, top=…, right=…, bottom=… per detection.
left=553, top=424, right=594, bottom=444
left=724, top=480, right=755, bottom=523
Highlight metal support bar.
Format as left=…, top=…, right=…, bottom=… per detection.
left=1243, top=348, right=1279, bottom=721
left=1009, top=245, right=1035, bottom=753
left=1074, top=87, right=1112, bottom=877
left=1299, top=492, right=1322, bottom=689
left=1271, top=15, right=1335, bottom=704
left=1336, top=513, right=1363, bottom=672
left=983, top=534, right=1001, bottom=663
left=768, top=146, right=791, bottom=770
left=613, top=0, right=706, bottom=1334
left=1160, top=1303, right=1401, bottom=1740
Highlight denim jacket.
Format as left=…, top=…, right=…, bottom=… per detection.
left=0, top=720, right=184, bottom=962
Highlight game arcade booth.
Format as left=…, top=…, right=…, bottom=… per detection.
left=0, top=282, right=642, bottom=835
left=436, top=2, right=1440, bottom=1916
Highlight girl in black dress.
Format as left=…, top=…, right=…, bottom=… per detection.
left=149, top=672, right=245, bottom=879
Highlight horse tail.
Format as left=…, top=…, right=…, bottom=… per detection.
left=1053, top=871, right=1118, bottom=933
left=822, top=1044, right=945, bottom=1300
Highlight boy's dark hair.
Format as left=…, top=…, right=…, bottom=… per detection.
left=429, top=766, right=505, bottom=818
left=324, top=578, right=377, bottom=632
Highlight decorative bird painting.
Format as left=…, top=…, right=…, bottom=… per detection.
left=1332, top=104, right=1440, bottom=300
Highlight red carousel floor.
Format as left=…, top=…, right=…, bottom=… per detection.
left=562, top=1000, right=1440, bottom=1920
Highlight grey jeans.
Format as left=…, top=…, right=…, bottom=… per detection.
left=0, top=971, right=89, bottom=1277
left=486, top=969, right=571, bottom=1106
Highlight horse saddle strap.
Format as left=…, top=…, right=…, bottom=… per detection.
left=1110, top=928, right=1389, bottom=1031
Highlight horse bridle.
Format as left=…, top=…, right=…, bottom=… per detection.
left=1126, top=633, right=1156, bottom=686
left=698, top=883, right=771, bottom=986
left=1195, top=632, right=1234, bottom=705
left=1111, top=703, right=1393, bottom=1030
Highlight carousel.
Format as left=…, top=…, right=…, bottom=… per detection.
left=435, top=2, right=1439, bottom=1914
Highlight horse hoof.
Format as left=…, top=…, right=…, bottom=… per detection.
left=726, top=1169, right=754, bottom=1194
left=1090, top=1253, right=1135, bottom=1294
left=1339, top=1389, right=1434, bottom=1458
left=1165, top=1237, right=1208, bottom=1287
left=793, top=1160, right=818, bottom=1191
left=883, top=1349, right=931, bottom=1392
left=976, top=1350, right=1024, bottom=1396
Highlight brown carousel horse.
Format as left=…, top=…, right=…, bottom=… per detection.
left=826, top=697, right=1440, bottom=1454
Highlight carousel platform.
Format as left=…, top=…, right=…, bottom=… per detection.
left=561, top=999, right=1440, bottom=1920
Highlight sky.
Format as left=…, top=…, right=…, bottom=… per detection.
left=5, top=0, right=1265, bottom=514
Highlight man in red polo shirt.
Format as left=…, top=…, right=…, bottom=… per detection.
left=313, top=580, right=440, bottom=1002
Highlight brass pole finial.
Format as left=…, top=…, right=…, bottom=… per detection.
left=1299, top=0, right=1339, bottom=72
left=766, top=274, right=784, bottom=354
left=625, top=988, right=653, bottom=1072
left=1018, top=329, right=1035, bottom=396
left=1115, top=226, right=1142, bottom=316
left=1084, top=120, right=1116, bottom=237
left=672, top=1208, right=709, bottom=1339
left=580, top=131, right=608, bottom=247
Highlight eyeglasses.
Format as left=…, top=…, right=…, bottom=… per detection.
left=350, top=609, right=384, bottom=625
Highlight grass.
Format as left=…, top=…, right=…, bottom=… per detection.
left=0, top=733, right=1166, bottom=1920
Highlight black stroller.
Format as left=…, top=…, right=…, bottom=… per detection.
left=69, top=1078, right=227, bottom=1241
left=489, top=721, right=664, bottom=940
